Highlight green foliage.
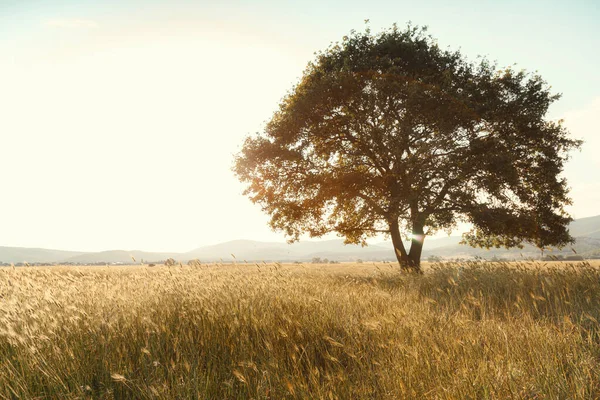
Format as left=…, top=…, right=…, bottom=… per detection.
left=234, top=24, right=581, bottom=271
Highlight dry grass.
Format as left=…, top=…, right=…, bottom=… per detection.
left=1, top=260, right=599, bottom=399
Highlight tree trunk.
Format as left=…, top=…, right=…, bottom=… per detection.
left=389, top=220, right=421, bottom=273
left=408, top=222, right=425, bottom=274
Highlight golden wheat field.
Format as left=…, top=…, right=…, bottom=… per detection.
left=1, top=261, right=600, bottom=399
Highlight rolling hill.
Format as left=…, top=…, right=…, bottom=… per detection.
left=64, top=250, right=180, bottom=264
left=1, top=215, right=599, bottom=264
left=184, top=239, right=395, bottom=262
left=0, top=247, right=86, bottom=264
left=566, top=215, right=600, bottom=239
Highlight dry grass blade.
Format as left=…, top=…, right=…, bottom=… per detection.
left=0, top=260, right=598, bottom=399
left=110, top=373, right=126, bottom=382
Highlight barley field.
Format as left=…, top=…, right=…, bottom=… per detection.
left=1, top=261, right=600, bottom=399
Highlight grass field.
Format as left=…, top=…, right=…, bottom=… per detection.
left=1, top=260, right=600, bottom=399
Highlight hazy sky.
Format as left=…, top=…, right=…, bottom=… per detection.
left=1, top=0, right=598, bottom=252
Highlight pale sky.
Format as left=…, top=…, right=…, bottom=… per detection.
left=0, top=0, right=598, bottom=252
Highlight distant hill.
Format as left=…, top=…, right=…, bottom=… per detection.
left=64, top=250, right=180, bottom=264
left=376, top=236, right=463, bottom=250
left=372, top=215, right=600, bottom=260
left=416, top=215, right=600, bottom=260
left=1, top=215, right=599, bottom=264
left=0, top=247, right=86, bottom=264
left=567, top=215, right=600, bottom=239
left=184, top=239, right=393, bottom=262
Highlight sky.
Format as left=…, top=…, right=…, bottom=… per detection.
left=0, top=0, right=598, bottom=252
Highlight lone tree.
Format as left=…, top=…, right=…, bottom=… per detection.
left=234, top=24, right=581, bottom=273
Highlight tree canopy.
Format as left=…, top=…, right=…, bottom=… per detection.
left=234, top=24, right=581, bottom=272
